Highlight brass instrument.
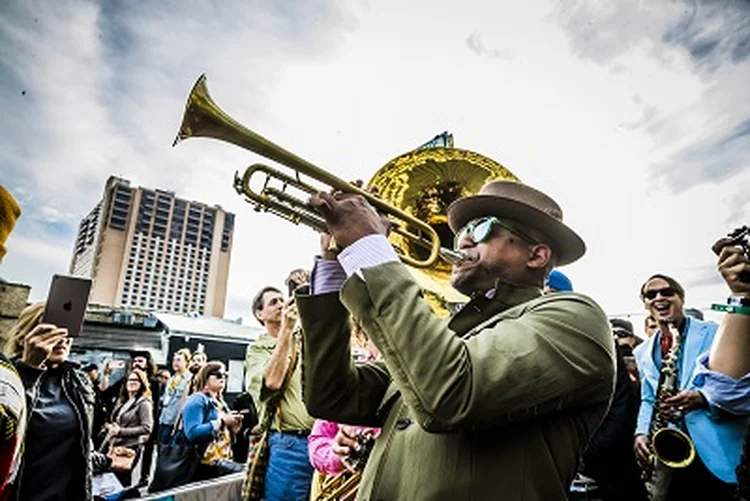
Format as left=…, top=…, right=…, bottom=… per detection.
left=314, top=433, right=375, bottom=501
left=314, top=471, right=360, bottom=501
left=644, top=320, right=696, bottom=482
left=370, top=147, right=519, bottom=313
left=174, top=74, right=459, bottom=269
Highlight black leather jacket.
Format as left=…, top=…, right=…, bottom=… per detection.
left=10, top=360, right=109, bottom=501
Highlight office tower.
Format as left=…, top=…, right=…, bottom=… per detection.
left=70, top=176, right=234, bottom=317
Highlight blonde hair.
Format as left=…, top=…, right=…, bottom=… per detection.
left=174, top=348, right=192, bottom=363
left=3, top=302, right=45, bottom=358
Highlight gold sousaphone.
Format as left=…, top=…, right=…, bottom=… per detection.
left=370, top=147, right=519, bottom=311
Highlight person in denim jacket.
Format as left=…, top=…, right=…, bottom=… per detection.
left=181, top=361, right=243, bottom=480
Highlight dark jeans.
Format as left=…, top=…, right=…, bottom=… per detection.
left=264, top=432, right=314, bottom=501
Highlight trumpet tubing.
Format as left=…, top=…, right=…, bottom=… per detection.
left=174, top=74, right=441, bottom=268
left=315, top=471, right=361, bottom=501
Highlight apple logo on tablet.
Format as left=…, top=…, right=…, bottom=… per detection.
left=63, top=301, right=72, bottom=311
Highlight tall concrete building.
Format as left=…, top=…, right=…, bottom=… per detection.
left=70, top=176, right=234, bottom=318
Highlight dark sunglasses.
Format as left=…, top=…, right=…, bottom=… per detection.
left=208, top=371, right=227, bottom=379
left=454, top=216, right=538, bottom=250
left=642, top=287, right=678, bottom=300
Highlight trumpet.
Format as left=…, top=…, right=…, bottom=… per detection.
left=174, top=74, right=467, bottom=268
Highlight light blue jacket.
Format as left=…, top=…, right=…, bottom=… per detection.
left=634, top=316, right=749, bottom=483
left=159, top=371, right=190, bottom=426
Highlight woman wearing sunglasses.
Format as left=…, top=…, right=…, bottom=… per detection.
left=181, top=361, right=244, bottom=481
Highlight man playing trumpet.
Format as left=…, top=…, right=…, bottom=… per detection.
left=296, top=180, right=616, bottom=500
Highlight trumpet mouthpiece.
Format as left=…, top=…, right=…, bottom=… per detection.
left=439, top=248, right=468, bottom=266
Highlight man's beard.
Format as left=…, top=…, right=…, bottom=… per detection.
left=189, top=365, right=200, bottom=374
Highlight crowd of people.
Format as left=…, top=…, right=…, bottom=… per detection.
left=0, top=174, right=749, bottom=501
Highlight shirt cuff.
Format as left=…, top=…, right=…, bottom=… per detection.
left=337, top=234, right=399, bottom=278
left=212, top=419, right=222, bottom=432
left=692, top=352, right=750, bottom=415
left=310, top=256, right=347, bottom=295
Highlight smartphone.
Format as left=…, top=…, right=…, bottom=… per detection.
left=41, top=274, right=92, bottom=337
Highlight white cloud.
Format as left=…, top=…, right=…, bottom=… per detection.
left=1, top=0, right=748, bottom=323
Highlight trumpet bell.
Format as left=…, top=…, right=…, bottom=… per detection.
left=370, top=147, right=519, bottom=310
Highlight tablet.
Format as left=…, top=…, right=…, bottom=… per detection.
left=41, top=274, right=92, bottom=337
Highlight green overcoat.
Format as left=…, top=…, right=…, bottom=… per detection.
left=297, top=262, right=615, bottom=501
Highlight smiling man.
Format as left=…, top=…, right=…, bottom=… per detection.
left=297, top=180, right=616, bottom=500
left=633, top=274, right=746, bottom=499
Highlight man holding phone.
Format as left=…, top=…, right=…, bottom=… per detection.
left=244, top=273, right=315, bottom=501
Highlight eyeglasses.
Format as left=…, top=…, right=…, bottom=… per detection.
left=454, top=217, right=537, bottom=250
left=208, top=371, right=227, bottom=379
left=642, top=287, right=678, bottom=300
left=127, top=378, right=141, bottom=383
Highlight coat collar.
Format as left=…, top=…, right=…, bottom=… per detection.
left=449, top=281, right=541, bottom=336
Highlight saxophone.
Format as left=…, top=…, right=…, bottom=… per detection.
left=643, top=319, right=696, bottom=481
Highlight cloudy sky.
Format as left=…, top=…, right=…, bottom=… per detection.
left=1, top=0, right=748, bottom=327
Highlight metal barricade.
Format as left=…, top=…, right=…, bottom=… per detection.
left=140, top=472, right=243, bottom=501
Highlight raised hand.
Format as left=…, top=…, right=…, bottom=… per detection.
left=714, top=238, right=750, bottom=295
left=22, top=323, right=68, bottom=368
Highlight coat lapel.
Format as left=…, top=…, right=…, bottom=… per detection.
left=679, top=318, right=714, bottom=390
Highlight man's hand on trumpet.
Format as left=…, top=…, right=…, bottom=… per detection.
left=310, top=181, right=391, bottom=250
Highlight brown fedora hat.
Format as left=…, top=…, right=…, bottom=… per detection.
left=447, top=180, right=586, bottom=265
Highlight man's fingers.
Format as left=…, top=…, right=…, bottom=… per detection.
left=310, top=192, right=336, bottom=218
left=665, top=391, right=688, bottom=404
left=718, top=244, right=744, bottom=263
left=719, top=248, right=746, bottom=271
left=713, top=237, right=736, bottom=256
left=725, top=261, right=750, bottom=284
